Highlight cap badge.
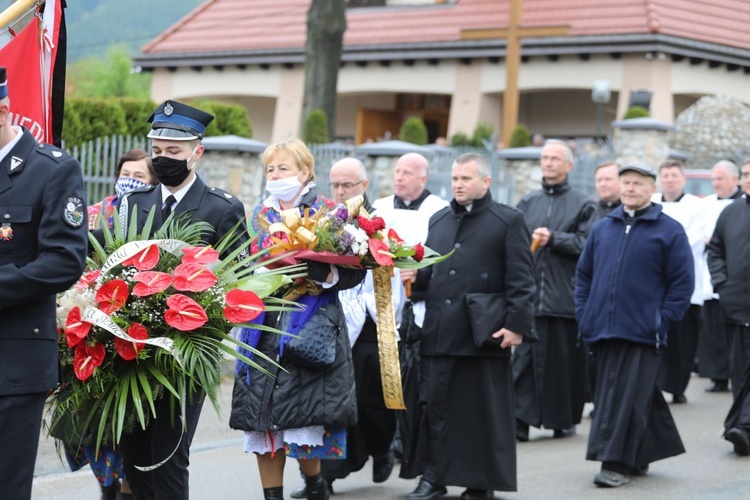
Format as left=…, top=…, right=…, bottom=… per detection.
left=164, top=102, right=174, bottom=116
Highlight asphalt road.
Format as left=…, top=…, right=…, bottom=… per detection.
left=31, top=373, right=750, bottom=499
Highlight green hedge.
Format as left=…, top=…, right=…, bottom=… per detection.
left=303, top=109, right=330, bottom=144
left=399, top=117, right=428, bottom=145
left=62, top=97, right=253, bottom=147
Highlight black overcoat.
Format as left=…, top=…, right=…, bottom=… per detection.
left=0, top=128, right=88, bottom=395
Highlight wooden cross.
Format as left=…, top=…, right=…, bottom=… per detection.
left=462, top=0, right=570, bottom=147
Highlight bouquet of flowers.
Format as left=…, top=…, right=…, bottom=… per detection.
left=261, top=195, right=449, bottom=273
left=49, top=209, right=302, bottom=457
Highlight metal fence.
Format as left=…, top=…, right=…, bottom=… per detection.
left=65, top=135, right=147, bottom=206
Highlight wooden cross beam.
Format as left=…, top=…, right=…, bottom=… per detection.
left=462, top=0, right=570, bottom=147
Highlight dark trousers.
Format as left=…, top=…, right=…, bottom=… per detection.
left=658, top=304, right=701, bottom=395
left=120, top=393, right=205, bottom=499
left=724, top=324, right=750, bottom=431
left=697, top=299, right=730, bottom=381
left=0, top=392, right=46, bottom=500
left=322, top=320, right=397, bottom=480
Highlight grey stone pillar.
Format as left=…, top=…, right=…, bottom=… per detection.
left=199, top=136, right=267, bottom=211
left=496, top=146, right=542, bottom=205
left=611, top=117, right=675, bottom=169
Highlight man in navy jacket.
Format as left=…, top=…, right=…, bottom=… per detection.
left=575, top=162, right=693, bottom=488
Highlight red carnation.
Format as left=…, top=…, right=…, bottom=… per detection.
left=73, top=343, right=106, bottom=381
left=371, top=216, right=386, bottom=232
left=115, top=323, right=149, bottom=361
left=164, top=294, right=208, bottom=331
left=357, top=216, right=376, bottom=236
left=413, top=243, right=425, bottom=262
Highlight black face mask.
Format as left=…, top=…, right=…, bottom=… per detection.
left=152, top=156, right=191, bottom=187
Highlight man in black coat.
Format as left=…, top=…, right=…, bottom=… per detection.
left=513, top=139, right=596, bottom=441
left=0, top=67, right=89, bottom=499
left=403, top=153, right=535, bottom=500
left=707, top=160, right=750, bottom=456
left=114, top=100, right=248, bottom=499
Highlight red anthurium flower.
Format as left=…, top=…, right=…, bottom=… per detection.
left=65, top=307, right=92, bottom=348
left=122, top=244, right=160, bottom=271
left=371, top=216, right=386, bottom=232
left=164, top=294, right=208, bottom=331
left=387, top=228, right=404, bottom=244
left=181, top=246, right=219, bottom=265
left=115, top=323, right=149, bottom=361
left=73, top=343, right=106, bottom=381
left=413, top=243, right=425, bottom=262
left=357, top=216, right=377, bottom=237
left=223, top=289, right=265, bottom=323
left=75, top=269, right=101, bottom=290
left=132, top=271, right=173, bottom=297
left=95, top=279, right=130, bottom=315
left=172, top=262, right=218, bottom=292
left=369, top=238, right=395, bottom=266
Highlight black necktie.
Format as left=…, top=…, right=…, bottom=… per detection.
left=162, top=195, right=176, bottom=220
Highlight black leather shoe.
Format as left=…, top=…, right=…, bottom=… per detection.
left=705, top=381, right=730, bottom=393
left=672, top=393, right=687, bottom=404
left=290, top=480, right=334, bottom=499
left=725, top=427, right=750, bottom=456
left=406, top=478, right=447, bottom=500
left=631, top=464, right=649, bottom=476
left=372, top=450, right=395, bottom=483
left=594, top=470, right=629, bottom=487
left=516, top=420, right=529, bottom=442
left=100, top=482, right=120, bottom=500
left=553, top=426, right=576, bottom=438
left=460, top=488, right=495, bottom=499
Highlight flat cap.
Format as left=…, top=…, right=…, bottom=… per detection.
left=147, top=100, right=214, bottom=141
left=619, top=161, right=657, bottom=180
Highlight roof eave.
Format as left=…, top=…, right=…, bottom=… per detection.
left=132, top=33, right=750, bottom=70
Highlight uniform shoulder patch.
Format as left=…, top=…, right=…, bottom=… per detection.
left=208, top=186, right=235, bottom=203
left=64, top=196, right=85, bottom=227
left=36, top=144, right=70, bottom=163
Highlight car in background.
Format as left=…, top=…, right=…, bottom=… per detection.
left=684, top=169, right=713, bottom=197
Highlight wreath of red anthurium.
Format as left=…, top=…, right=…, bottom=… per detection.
left=164, top=294, right=208, bottom=331
left=115, top=323, right=149, bottom=361
left=76, top=270, right=101, bottom=290
left=132, top=271, right=173, bottom=297
left=73, top=343, right=106, bottom=381
left=95, top=279, right=130, bottom=315
left=122, top=244, right=160, bottom=271
left=368, top=238, right=395, bottom=266
left=172, top=262, right=218, bottom=292
left=181, top=246, right=219, bottom=265
left=387, top=228, right=404, bottom=244
left=223, top=289, right=265, bottom=323
left=65, top=306, right=92, bottom=348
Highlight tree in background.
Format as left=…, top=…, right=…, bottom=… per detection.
left=67, top=45, right=151, bottom=99
left=472, top=122, right=495, bottom=149
left=303, top=0, right=346, bottom=142
left=303, top=109, right=330, bottom=144
left=509, top=124, right=532, bottom=148
left=399, top=117, right=428, bottom=145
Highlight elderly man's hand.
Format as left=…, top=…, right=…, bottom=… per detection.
left=532, top=227, right=551, bottom=246
left=493, top=328, right=524, bottom=349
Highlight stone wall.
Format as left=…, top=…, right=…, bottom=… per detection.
left=612, top=118, right=673, bottom=169
left=199, top=150, right=265, bottom=210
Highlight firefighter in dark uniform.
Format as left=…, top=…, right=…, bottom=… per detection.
left=114, top=100, right=249, bottom=499
left=0, top=67, right=88, bottom=500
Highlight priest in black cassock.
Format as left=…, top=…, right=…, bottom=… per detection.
left=575, top=162, right=694, bottom=488
left=402, top=153, right=535, bottom=500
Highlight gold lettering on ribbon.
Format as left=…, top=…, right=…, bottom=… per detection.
left=373, top=266, right=406, bottom=409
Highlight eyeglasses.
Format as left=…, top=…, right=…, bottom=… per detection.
left=329, top=180, right=364, bottom=190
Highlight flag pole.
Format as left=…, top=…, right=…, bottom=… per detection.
left=0, top=0, right=41, bottom=30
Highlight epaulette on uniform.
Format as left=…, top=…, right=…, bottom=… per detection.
left=208, top=186, right=237, bottom=203
left=34, top=143, right=71, bottom=163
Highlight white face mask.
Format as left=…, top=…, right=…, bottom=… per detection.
left=266, top=175, right=304, bottom=202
